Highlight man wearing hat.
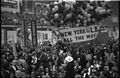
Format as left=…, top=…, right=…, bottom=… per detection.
left=64, top=56, right=75, bottom=78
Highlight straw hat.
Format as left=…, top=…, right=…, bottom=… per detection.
left=65, top=56, right=73, bottom=62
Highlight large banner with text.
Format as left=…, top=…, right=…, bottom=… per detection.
left=59, top=25, right=100, bottom=43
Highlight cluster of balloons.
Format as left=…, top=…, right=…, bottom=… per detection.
left=47, top=1, right=112, bottom=27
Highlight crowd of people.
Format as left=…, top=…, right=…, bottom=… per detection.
left=1, top=39, right=119, bottom=78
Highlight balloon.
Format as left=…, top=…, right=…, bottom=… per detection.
left=65, top=4, right=70, bottom=10
left=70, top=5, right=74, bottom=10
left=54, top=13, right=59, bottom=19
left=98, top=7, right=102, bottom=10
left=78, top=15, right=83, bottom=19
left=52, top=8, right=55, bottom=12
left=95, top=8, right=99, bottom=13
left=82, top=9, right=85, bottom=13
left=84, top=12, right=88, bottom=16
left=86, top=14, right=91, bottom=18
left=83, top=20, right=87, bottom=26
left=92, top=18, right=96, bottom=22
left=60, top=20, right=64, bottom=24
left=84, top=20, right=87, bottom=23
left=86, top=3, right=90, bottom=9
left=99, top=10, right=103, bottom=14
left=50, top=20, right=54, bottom=23
left=87, top=18, right=91, bottom=22
left=102, top=2, right=107, bottom=7
left=54, top=6, right=59, bottom=11
left=76, top=24, right=79, bottom=27
left=77, top=19, right=80, bottom=23
left=103, top=9, right=106, bottom=13
left=107, top=9, right=111, bottom=13
left=90, top=6, right=94, bottom=10
left=54, top=2, right=58, bottom=5
left=66, top=13, right=72, bottom=19
left=100, top=9, right=106, bottom=14
left=99, top=9, right=106, bottom=14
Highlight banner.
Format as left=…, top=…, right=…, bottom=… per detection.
left=17, top=28, right=32, bottom=46
left=1, top=29, right=4, bottom=44
left=37, top=31, right=52, bottom=45
left=21, top=0, right=34, bottom=13
left=7, top=31, right=17, bottom=43
left=31, top=20, right=37, bottom=47
left=1, top=0, right=20, bottom=13
left=59, top=25, right=100, bottom=43
left=108, top=28, right=119, bottom=40
left=113, top=29, right=119, bottom=40
left=22, top=19, right=28, bottom=47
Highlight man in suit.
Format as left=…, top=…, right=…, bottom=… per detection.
left=64, top=56, right=75, bottom=78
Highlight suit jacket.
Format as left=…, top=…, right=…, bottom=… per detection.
left=64, top=61, right=75, bottom=78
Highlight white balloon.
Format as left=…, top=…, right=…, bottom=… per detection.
left=52, top=8, right=55, bottom=12
left=87, top=18, right=91, bottom=22
left=82, top=9, right=85, bottom=13
left=83, top=20, right=87, bottom=26
left=87, top=3, right=90, bottom=8
left=107, top=9, right=111, bottom=13
left=101, top=9, right=106, bottom=14
left=87, top=14, right=91, bottom=18
left=77, top=19, right=80, bottom=23
left=65, top=4, right=70, bottom=10
left=78, top=15, right=83, bottom=19
left=70, top=5, right=74, bottom=10
left=95, top=8, right=99, bottom=13
left=84, top=12, right=87, bottom=15
left=90, top=6, right=94, bottom=10
left=54, top=6, right=59, bottom=11
left=54, top=13, right=59, bottom=19
left=84, top=20, right=87, bottom=23
left=66, top=13, right=72, bottom=19
left=98, top=7, right=102, bottom=10
left=54, top=2, right=58, bottom=5
left=99, top=10, right=103, bottom=14
left=60, top=20, right=64, bottom=24
left=92, top=18, right=96, bottom=22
